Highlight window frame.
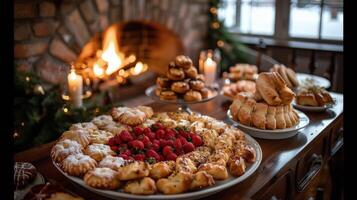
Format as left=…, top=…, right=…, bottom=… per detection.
left=223, top=0, right=343, bottom=45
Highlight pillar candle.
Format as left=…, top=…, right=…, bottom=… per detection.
left=204, top=57, right=217, bottom=86
left=67, top=69, right=83, bottom=108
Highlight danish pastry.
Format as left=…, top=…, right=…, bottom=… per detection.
left=116, top=161, right=150, bottom=181
left=137, top=106, right=154, bottom=118
left=59, top=129, right=91, bottom=148
left=184, top=90, right=202, bottom=102
left=99, top=155, right=126, bottom=170
left=84, top=167, right=120, bottom=190
left=124, top=177, right=157, bottom=195
left=190, top=171, right=215, bottom=190
left=160, top=90, right=178, bottom=101
left=149, top=161, right=175, bottom=179
left=62, top=153, right=97, bottom=177
left=167, top=67, right=185, bottom=81
left=88, top=130, right=114, bottom=144
left=111, top=107, right=147, bottom=126
left=91, top=115, right=114, bottom=129
left=70, top=122, right=98, bottom=132
left=189, top=80, right=205, bottom=91
left=51, top=139, right=83, bottom=163
left=84, top=144, right=115, bottom=162
left=171, top=81, right=190, bottom=94
left=156, top=172, right=193, bottom=194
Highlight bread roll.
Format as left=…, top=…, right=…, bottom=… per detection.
left=286, top=105, right=297, bottom=125
left=266, top=106, right=276, bottom=130
left=252, top=103, right=268, bottom=129
left=275, top=106, right=286, bottom=129
left=277, top=65, right=293, bottom=88
left=283, top=105, right=292, bottom=127
left=256, top=73, right=282, bottom=106
left=238, top=98, right=256, bottom=126
left=230, top=95, right=247, bottom=121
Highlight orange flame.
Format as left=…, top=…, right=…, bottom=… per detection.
left=101, top=26, right=124, bottom=75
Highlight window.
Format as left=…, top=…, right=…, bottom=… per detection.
left=218, top=0, right=343, bottom=42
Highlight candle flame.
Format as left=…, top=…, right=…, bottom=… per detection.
left=68, top=69, right=78, bottom=81
left=205, top=57, right=214, bottom=65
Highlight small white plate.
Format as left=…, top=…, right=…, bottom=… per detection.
left=227, top=109, right=309, bottom=139
left=296, top=73, right=331, bottom=89
left=52, top=134, right=262, bottom=200
left=292, top=99, right=335, bottom=112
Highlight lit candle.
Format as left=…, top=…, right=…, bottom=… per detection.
left=204, top=57, right=217, bottom=86
left=67, top=69, right=83, bottom=108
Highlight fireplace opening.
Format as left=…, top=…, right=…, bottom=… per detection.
left=75, top=21, right=184, bottom=87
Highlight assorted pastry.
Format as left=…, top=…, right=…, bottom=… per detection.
left=223, top=64, right=258, bottom=81
left=229, top=72, right=300, bottom=130
left=222, top=80, right=256, bottom=99
left=270, top=64, right=299, bottom=89
left=51, top=105, right=257, bottom=195
left=296, top=85, right=334, bottom=107
left=155, top=55, right=215, bottom=102
left=14, top=162, right=37, bottom=190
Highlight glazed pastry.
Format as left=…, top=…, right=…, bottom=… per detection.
left=175, top=157, right=197, bottom=174
left=88, top=130, right=114, bottom=144
left=160, top=90, right=178, bottom=101
left=167, top=67, right=185, bottom=81
left=175, top=55, right=193, bottom=69
left=286, top=105, right=298, bottom=125
left=91, top=115, right=114, bottom=129
left=149, top=161, right=175, bottom=179
left=111, top=107, right=147, bottom=126
left=256, top=72, right=282, bottom=106
left=184, top=66, right=198, bottom=79
left=229, top=94, right=247, bottom=121
left=237, top=98, right=256, bottom=126
left=190, top=171, right=215, bottom=190
left=270, top=64, right=299, bottom=88
left=137, top=106, right=154, bottom=118
left=14, top=162, right=37, bottom=189
left=286, top=68, right=299, bottom=87
left=70, top=122, right=98, bottom=132
left=265, top=106, right=277, bottom=130
left=156, top=172, right=193, bottom=194
left=116, top=161, right=150, bottom=181
left=124, top=177, right=157, bottom=195
left=84, top=167, right=120, bottom=190
left=252, top=102, right=268, bottom=129
left=296, top=92, right=318, bottom=106
left=277, top=65, right=294, bottom=88
left=51, top=139, right=83, bottom=163
left=84, top=144, right=115, bottom=162
left=62, top=153, right=97, bottom=177
left=184, top=90, right=202, bottom=102
left=171, top=81, right=190, bottom=94
left=283, top=105, right=293, bottom=127
left=275, top=106, right=286, bottom=129
left=196, top=74, right=206, bottom=82
left=234, top=140, right=256, bottom=163
left=156, top=77, right=171, bottom=88
left=228, top=156, right=246, bottom=177
left=99, top=155, right=126, bottom=170
left=59, top=129, right=91, bottom=148
left=200, top=87, right=212, bottom=99
left=198, top=163, right=228, bottom=180
left=189, top=80, right=205, bottom=91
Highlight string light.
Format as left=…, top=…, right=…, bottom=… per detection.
left=211, top=22, right=220, bottom=29
left=13, top=132, right=20, bottom=139
left=21, top=122, right=25, bottom=127
left=217, top=40, right=225, bottom=47
left=25, top=77, right=30, bottom=82
left=210, top=7, right=217, bottom=15
left=63, top=107, right=69, bottom=113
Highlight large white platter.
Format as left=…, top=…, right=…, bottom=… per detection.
left=227, top=109, right=309, bottom=139
left=292, top=99, right=335, bottom=112
left=296, top=73, right=331, bottom=89
left=52, top=134, right=262, bottom=200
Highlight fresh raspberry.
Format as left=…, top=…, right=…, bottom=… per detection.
left=164, top=131, right=175, bottom=140
left=165, top=128, right=176, bottom=136
left=152, top=143, right=160, bottom=151
left=120, top=130, right=133, bottom=142
left=122, top=149, right=132, bottom=156
left=182, top=142, right=195, bottom=153
left=178, top=136, right=187, bottom=145
left=134, top=154, right=145, bottom=161
left=140, top=135, right=150, bottom=144
left=162, top=146, right=173, bottom=156
left=152, top=139, right=160, bottom=146
left=143, top=127, right=151, bottom=134
left=145, top=131, right=156, bottom=140
left=144, top=141, right=153, bottom=148
left=159, top=139, right=167, bottom=148
left=173, top=138, right=182, bottom=150
left=146, top=149, right=160, bottom=161
left=110, top=146, right=118, bottom=152
left=133, top=126, right=144, bottom=135
left=166, top=152, right=177, bottom=161
left=191, top=134, right=203, bottom=147
left=156, top=129, right=165, bottom=139
left=108, top=137, right=116, bottom=146
left=129, top=140, right=144, bottom=150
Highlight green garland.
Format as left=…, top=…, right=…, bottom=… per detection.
left=208, top=0, right=249, bottom=72
left=14, top=67, right=122, bottom=152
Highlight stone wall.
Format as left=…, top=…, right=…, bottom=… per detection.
left=14, top=0, right=209, bottom=84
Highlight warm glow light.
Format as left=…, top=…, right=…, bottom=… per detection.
left=101, top=26, right=124, bottom=75
left=128, top=54, right=136, bottom=63
left=63, top=107, right=69, bottom=113
left=68, top=69, right=78, bottom=81
left=205, top=57, right=214, bottom=66
left=93, top=63, right=105, bottom=78
left=118, top=69, right=125, bottom=76
left=132, top=62, right=144, bottom=75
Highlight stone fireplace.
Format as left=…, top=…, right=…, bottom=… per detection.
left=14, top=0, right=210, bottom=87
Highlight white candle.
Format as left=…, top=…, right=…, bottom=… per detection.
left=67, top=69, right=83, bottom=108
left=204, top=57, right=217, bottom=86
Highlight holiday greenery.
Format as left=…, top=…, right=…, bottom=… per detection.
left=208, top=0, right=249, bottom=72
left=14, top=67, right=122, bottom=152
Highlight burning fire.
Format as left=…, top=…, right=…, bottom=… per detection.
left=93, top=63, right=104, bottom=78
left=130, top=62, right=148, bottom=75
left=101, top=26, right=124, bottom=75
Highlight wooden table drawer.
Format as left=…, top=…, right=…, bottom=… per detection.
left=295, top=137, right=326, bottom=192
left=329, top=117, right=343, bottom=157
left=258, top=171, right=292, bottom=200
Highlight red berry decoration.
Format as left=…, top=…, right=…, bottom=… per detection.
left=145, top=131, right=156, bottom=140
left=134, top=154, right=145, bottom=161
left=156, top=129, right=165, bottom=139
left=133, top=126, right=144, bottom=135
left=120, top=130, right=133, bottom=142
left=152, top=143, right=160, bottom=151
left=140, top=135, right=150, bottom=144
left=182, top=142, right=195, bottom=153
left=122, top=149, right=132, bottom=156
left=143, top=127, right=151, bottom=134
left=162, top=146, right=173, bottom=157
left=119, top=154, right=130, bottom=160
left=166, top=152, right=177, bottom=161
left=191, top=134, right=203, bottom=147
left=129, top=140, right=144, bottom=150
left=173, top=138, right=182, bottom=150
left=153, top=122, right=164, bottom=130
left=108, top=137, right=115, bottom=146
left=146, top=150, right=160, bottom=161
left=110, top=146, right=118, bottom=152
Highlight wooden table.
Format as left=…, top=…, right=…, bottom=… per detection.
left=15, top=93, right=344, bottom=200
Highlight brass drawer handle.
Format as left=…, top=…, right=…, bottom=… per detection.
left=297, top=154, right=323, bottom=192
left=331, top=127, right=343, bottom=156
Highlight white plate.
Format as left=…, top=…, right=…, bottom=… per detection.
left=14, top=173, right=46, bottom=200
left=227, top=109, right=309, bottom=139
left=296, top=73, right=331, bottom=89
left=52, top=134, right=262, bottom=200
left=292, top=99, right=335, bottom=112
